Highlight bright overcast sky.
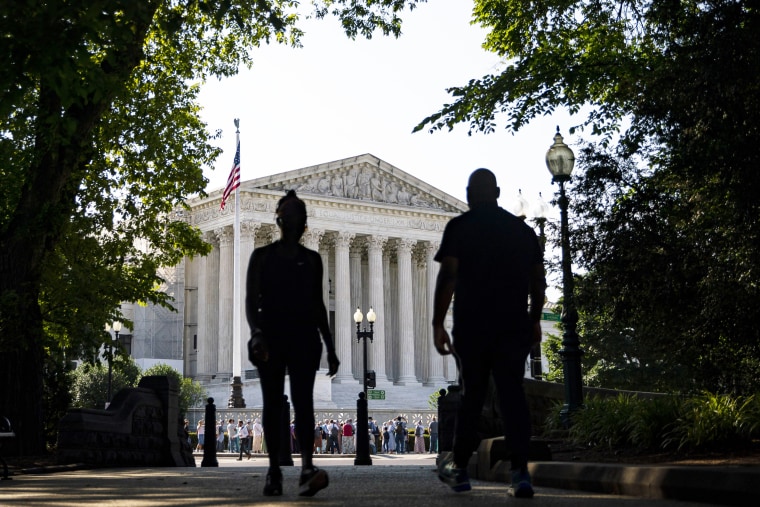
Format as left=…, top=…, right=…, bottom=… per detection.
left=198, top=0, right=578, bottom=217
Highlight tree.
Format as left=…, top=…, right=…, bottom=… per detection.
left=414, top=1, right=760, bottom=394
left=69, top=355, right=141, bottom=410
left=141, top=363, right=206, bottom=417
left=0, top=0, right=424, bottom=455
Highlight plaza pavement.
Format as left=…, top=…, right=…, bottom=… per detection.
left=0, top=451, right=755, bottom=507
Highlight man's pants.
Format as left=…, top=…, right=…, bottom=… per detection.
left=452, top=332, right=532, bottom=471
left=429, top=433, right=438, bottom=453
left=329, top=436, right=339, bottom=454
left=238, top=437, right=251, bottom=458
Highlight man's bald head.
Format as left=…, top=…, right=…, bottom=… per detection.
left=467, top=168, right=500, bottom=208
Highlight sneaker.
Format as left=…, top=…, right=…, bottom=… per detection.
left=437, top=454, right=471, bottom=492
left=263, top=468, right=283, bottom=496
left=298, top=467, right=329, bottom=497
left=508, top=469, right=534, bottom=498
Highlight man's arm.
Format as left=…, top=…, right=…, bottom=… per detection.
left=432, top=256, right=458, bottom=355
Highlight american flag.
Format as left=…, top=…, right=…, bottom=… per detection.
left=220, top=140, right=241, bottom=210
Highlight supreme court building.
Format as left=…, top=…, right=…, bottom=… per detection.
left=122, top=153, right=552, bottom=411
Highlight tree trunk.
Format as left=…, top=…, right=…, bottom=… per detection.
left=0, top=241, right=47, bottom=454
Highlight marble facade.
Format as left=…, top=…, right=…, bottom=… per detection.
left=182, top=154, right=467, bottom=403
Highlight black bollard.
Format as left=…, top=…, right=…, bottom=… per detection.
left=201, top=397, right=219, bottom=467
left=278, top=395, right=294, bottom=466
left=354, top=391, right=372, bottom=465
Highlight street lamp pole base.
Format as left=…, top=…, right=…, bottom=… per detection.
left=228, top=376, right=246, bottom=408
left=353, top=392, right=372, bottom=466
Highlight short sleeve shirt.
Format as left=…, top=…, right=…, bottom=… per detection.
left=435, top=204, right=542, bottom=335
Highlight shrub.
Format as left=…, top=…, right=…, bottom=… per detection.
left=568, top=394, right=639, bottom=450
left=664, top=392, right=757, bottom=451
left=547, top=391, right=760, bottom=453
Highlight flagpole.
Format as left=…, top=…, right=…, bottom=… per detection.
left=230, top=118, right=245, bottom=408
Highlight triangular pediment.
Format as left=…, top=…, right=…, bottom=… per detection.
left=241, top=154, right=467, bottom=213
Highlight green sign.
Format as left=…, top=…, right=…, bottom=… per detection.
left=542, top=312, right=561, bottom=322
left=367, top=389, right=385, bottom=400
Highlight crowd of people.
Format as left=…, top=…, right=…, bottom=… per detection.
left=188, top=414, right=441, bottom=456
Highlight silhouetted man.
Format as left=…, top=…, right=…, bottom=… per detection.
left=433, top=168, right=545, bottom=499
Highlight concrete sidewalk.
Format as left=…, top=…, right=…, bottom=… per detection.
left=0, top=452, right=756, bottom=506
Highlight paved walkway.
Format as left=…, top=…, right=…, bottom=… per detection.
left=1, top=453, right=754, bottom=507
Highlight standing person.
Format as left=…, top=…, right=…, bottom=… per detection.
left=368, top=416, right=381, bottom=448
left=368, top=429, right=377, bottom=455
left=183, top=419, right=190, bottom=447
left=385, top=421, right=395, bottom=454
left=290, top=420, right=300, bottom=455
left=327, top=420, right=340, bottom=454
left=414, top=421, right=426, bottom=453
left=227, top=418, right=238, bottom=453
left=428, top=416, right=439, bottom=454
left=321, top=420, right=330, bottom=454
left=196, top=420, right=204, bottom=452
left=394, top=416, right=406, bottom=454
left=432, top=168, right=545, bottom=499
left=246, top=189, right=340, bottom=497
left=313, top=423, right=323, bottom=454
left=216, top=419, right=225, bottom=452
left=341, top=419, right=355, bottom=454
left=252, top=418, right=264, bottom=453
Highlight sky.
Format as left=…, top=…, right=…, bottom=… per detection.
left=197, top=0, right=579, bottom=219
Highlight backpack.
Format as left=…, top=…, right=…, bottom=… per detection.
left=330, top=424, right=339, bottom=439
left=395, top=422, right=404, bottom=436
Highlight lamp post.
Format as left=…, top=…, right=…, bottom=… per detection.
left=105, top=321, right=122, bottom=408
left=532, top=192, right=550, bottom=254
left=353, top=307, right=376, bottom=466
left=545, top=127, right=583, bottom=426
left=354, top=307, right=376, bottom=397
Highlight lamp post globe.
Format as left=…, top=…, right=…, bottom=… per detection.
left=545, top=127, right=584, bottom=426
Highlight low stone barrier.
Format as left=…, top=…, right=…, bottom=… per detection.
left=57, top=375, right=194, bottom=467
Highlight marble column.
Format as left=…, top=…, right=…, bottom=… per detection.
left=199, top=231, right=219, bottom=376
left=216, top=226, right=234, bottom=376
left=302, top=228, right=326, bottom=368
left=319, top=239, right=332, bottom=370
left=383, top=247, right=394, bottom=381
left=349, top=241, right=363, bottom=379
left=184, top=256, right=199, bottom=377
left=333, top=231, right=355, bottom=382
left=413, top=247, right=426, bottom=382
left=425, top=241, right=446, bottom=385
left=238, top=221, right=259, bottom=372
left=395, top=238, right=420, bottom=385
left=366, top=235, right=388, bottom=383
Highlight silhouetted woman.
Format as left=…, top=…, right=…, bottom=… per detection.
left=246, top=189, right=339, bottom=497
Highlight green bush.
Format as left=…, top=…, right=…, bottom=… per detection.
left=545, top=392, right=760, bottom=453
left=568, top=394, right=639, bottom=450
left=664, top=392, right=758, bottom=450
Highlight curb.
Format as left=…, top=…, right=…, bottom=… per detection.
left=464, top=438, right=759, bottom=507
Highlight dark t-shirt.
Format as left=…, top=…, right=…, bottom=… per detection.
left=246, top=241, right=324, bottom=346
left=435, top=204, right=542, bottom=335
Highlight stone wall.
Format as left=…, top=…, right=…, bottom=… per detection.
left=57, top=375, right=194, bottom=467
